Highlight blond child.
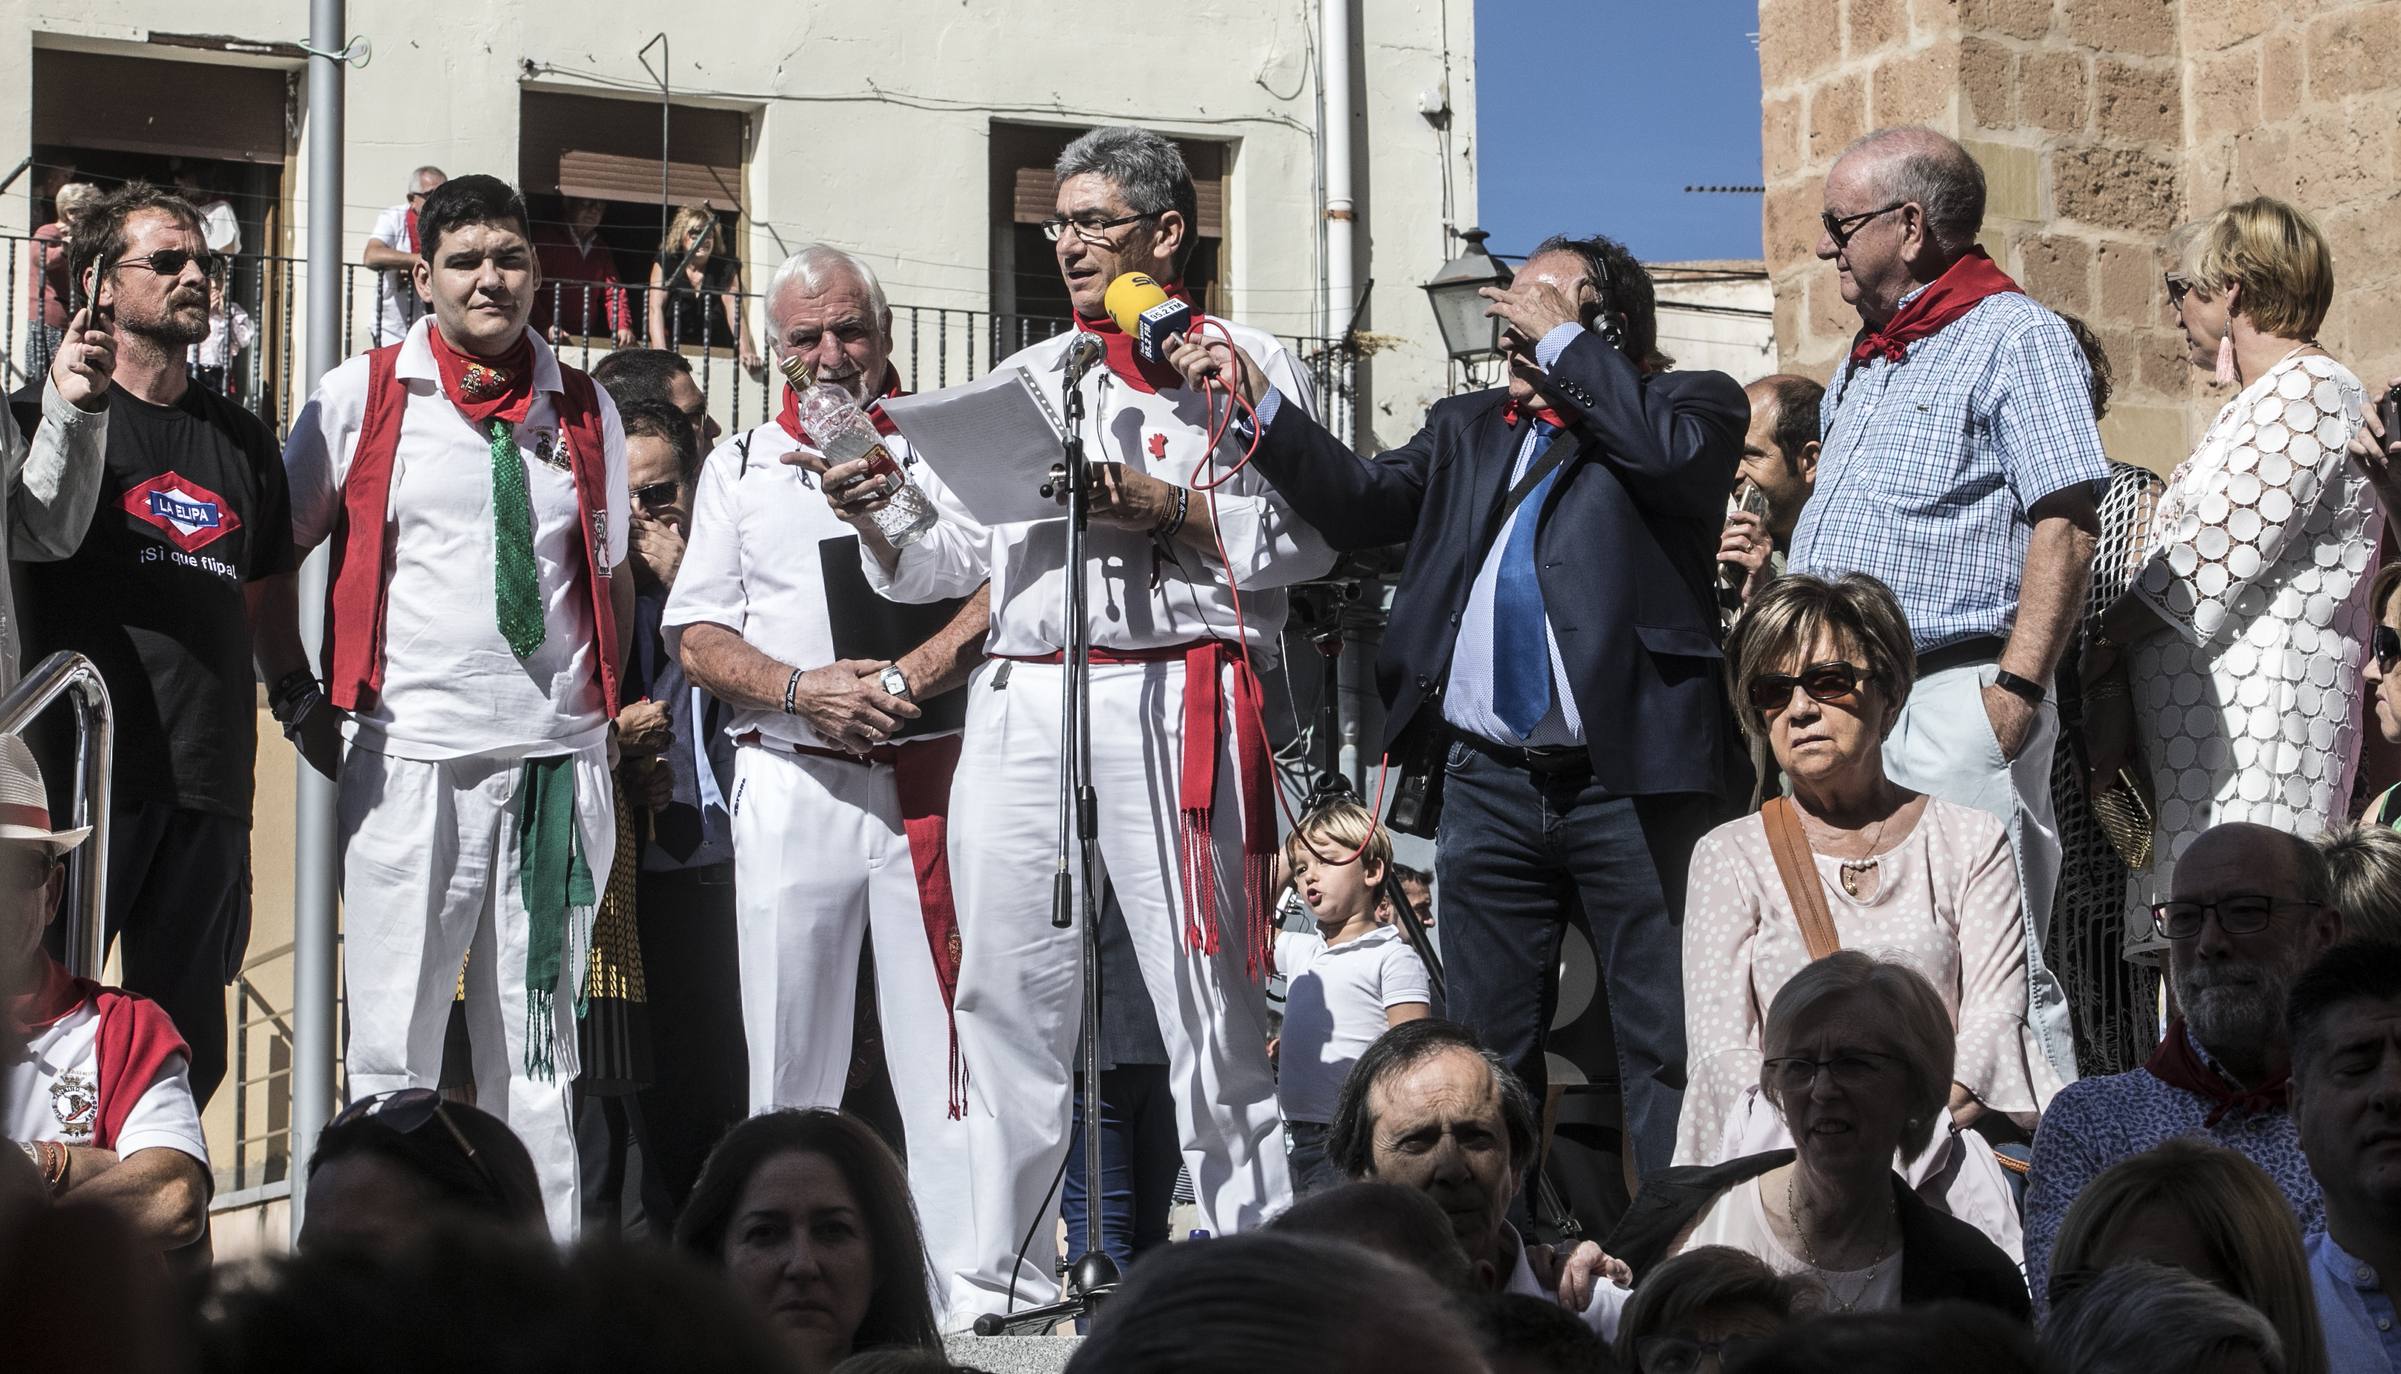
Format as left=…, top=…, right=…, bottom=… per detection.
left=1275, top=799, right=1432, bottom=1195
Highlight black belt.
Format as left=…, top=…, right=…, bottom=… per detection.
left=1915, top=635, right=2008, bottom=677
left=1456, top=730, right=1591, bottom=775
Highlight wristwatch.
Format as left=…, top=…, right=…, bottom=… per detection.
left=1991, top=668, right=2046, bottom=706
left=879, top=666, right=912, bottom=701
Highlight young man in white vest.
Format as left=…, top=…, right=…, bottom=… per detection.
left=822, top=126, right=1336, bottom=1322
left=257, top=173, right=631, bottom=1237
left=666, top=243, right=990, bottom=1304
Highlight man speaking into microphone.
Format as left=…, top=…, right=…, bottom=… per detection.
left=826, top=125, right=1334, bottom=1322
left=1166, top=237, right=1749, bottom=1181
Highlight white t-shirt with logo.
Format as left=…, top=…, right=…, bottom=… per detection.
left=5, top=1000, right=208, bottom=1163
left=1273, top=923, right=1431, bottom=1125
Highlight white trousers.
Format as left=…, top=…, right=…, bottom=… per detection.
left=945, top=657, right=1289, bottom=1321
left=1883, top=660, right=2079, bottom=1085
left=730, top=741, right=975, bottom=1316
left=338, top=742, right=615, bottom=1240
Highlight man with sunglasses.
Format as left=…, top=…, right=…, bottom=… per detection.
left=18, top=182, right=292, bottom=1117
left=1788, top=127, right=2107, bottom=1089
left=2022, top=821, right=2343, bottom=1310
left=1, top=734, right=211, bottom=1252
left=261, top=173, right=633, bottom=1238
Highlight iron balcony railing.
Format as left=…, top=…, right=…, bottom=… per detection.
left=0, top=651, right=111, bottom=977
left=1, top=235, right=1361, bottom=449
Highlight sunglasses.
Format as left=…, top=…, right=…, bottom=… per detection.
left=2376, top=624, right=2400, bottom=673
left=1820, top=202, right=1907, bottom=251
left=2164, top=273, right=2195, bottom=309
left=632, top=480, right=681, bottom=510
left=112, top=247, right=217, bottom=279
left=1746, top=660, right=1868, bottom=716
left=330, top=1087, right=502, bottom=1199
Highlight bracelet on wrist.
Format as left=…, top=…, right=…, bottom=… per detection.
left=1154, top=485, right=1191, bottom=540
left=782, top=667, right=804, bottom=716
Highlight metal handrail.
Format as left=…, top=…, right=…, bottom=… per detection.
left=0, top=652, right=111, bottom=976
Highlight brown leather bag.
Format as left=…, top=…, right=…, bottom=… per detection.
left=1760, top=797, right=1842, bottom=961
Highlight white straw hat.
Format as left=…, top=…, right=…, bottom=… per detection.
left=0, top=734, right=89, bottom=852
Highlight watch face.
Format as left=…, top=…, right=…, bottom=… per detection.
left=880, top=667, right=909, bottom=698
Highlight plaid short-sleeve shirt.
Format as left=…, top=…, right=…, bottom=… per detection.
left=1789, top=290, right=2109, bottom=652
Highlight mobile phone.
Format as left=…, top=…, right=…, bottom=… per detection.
left=2380, top=385, right=2401, bottom=447
left=1734, top=479, right=1772, bottom=523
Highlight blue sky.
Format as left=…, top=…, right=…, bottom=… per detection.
left=1473, top=0, right=1766, bottom=263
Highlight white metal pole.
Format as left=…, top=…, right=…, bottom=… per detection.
left=289, top=0, right=346, bottom=1241
left=1321, top=0, right=1355, bottom=346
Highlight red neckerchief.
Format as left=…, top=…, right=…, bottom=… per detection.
left=775, top=367, right=908, bottom=443
left=425, top=326, right=539, bottom=427
left=15, top=954, right=85, bottom=1029
left=2144, top=1017, right=2290, bottom=1127
left=405, top=206, right=419, bottom=255
left=1499, top=400, right=1565, bottom=428
left=1848, top=247, right=2022, bottom=366
left=1071, top=282, right=1191, bottom=395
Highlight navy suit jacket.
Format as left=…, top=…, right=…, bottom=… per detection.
left=1249, top=330, right=1748, bottom=798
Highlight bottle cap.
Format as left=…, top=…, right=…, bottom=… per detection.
left=778, top=354, right=814, bottom=390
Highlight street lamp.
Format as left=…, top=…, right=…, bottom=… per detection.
left=1422, top=227, right=1513, bottom=363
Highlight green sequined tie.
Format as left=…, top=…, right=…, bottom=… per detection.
left=489, top=419, right=545, bottom=658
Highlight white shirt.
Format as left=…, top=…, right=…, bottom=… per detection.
left=284, top=318, right=629, bottom=761
left=862, top=323, right=1337, bottom=661
left=1444, top=323, right=1586, bottom=747
left=1499, top=1222, right=1617, bottom=1336
left=1272, top=924, right=1430, bottom=1123
left=195, top=197, right=242, bottom=256
left=663, top=420, right=959, bottom=752
left=1685, top=1176, right=1906, bottom=1313
left=6, top=999, right=208, bottom=1164
left=368, top=203, right=428, bottom=347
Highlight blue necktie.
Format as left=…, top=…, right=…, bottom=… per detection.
left=1492, top=422, right=1559, bottom=739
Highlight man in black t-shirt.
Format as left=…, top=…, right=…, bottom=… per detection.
left=17, top=183, right=293, bottom=1109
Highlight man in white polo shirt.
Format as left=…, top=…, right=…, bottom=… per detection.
left=2, top=734, right=210, bottom=1251
left=665, top=243, right=989, bottom=1300
left=258, top=174, right=631, bottom=1237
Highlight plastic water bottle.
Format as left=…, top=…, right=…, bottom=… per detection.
left=781, top=356, right=936, bottom=547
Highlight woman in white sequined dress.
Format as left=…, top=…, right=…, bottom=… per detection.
left=2081, top=198, right=2376, bottom=963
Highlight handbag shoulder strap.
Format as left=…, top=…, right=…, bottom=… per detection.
left=1760, top=797, right=1842, bottom=962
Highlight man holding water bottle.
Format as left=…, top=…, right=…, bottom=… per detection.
left=1717, top=374, right=1824, bottom=611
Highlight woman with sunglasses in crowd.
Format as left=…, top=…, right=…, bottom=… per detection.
left=2354, top=564, right=2401, bottom=827
left=674, top=1109, right=940, bottom=1374
left=2080, top=197, right=2375, bottom=967
left=1678, top=574, right=2061, bottom=1261
left=296, top=1087, right=547, bottom=1250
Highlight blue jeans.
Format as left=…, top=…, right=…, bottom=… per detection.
left=1435, top=738, right=1715, bottom=1178
left=1061, top=1065, right=1179, bottom=1275
left=1285, top=1121, right=1344, bottom=1197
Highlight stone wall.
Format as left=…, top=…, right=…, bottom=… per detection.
left=1759, top=0, right=2401, bottom=474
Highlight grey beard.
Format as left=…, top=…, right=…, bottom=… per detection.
left=2178, top=963, right=2289, bottom=1058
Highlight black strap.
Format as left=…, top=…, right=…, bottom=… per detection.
left=1500, top=420, right=1579, bottom=519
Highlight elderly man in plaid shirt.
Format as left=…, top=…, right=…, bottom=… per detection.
left=1790, top=127, right=2106, bottom=1086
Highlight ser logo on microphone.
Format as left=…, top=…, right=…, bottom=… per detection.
left=1104, top=272, right=1194, bottom=365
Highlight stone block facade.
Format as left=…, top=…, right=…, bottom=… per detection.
left=1760, top=0, right=2401, bottom=474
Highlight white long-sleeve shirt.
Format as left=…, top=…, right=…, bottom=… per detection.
left=862, top=323, right=1336, bottom=663
left=0, top=379, right=110, bottom=687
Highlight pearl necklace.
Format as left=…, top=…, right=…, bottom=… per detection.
left=1835, top=811, right=1892, bottom=899
left=1786, top=1172, right=1896, bottom=1313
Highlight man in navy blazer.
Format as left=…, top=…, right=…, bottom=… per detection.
left=1168, top=234, right=1747, bottom=1176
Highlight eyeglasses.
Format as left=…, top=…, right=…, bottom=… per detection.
left=0, top=851, right=56, bottom=891
left=2148, top=896, right=2314, bottom=940
left=111, top=247, right=216, bottom=279
left=1040, top=211, right=1158, bottom=244
left=2164, top=273, right=2194, bottom=309
left=1819, top=202, right=1908, bottom=251
left=2375, top=624, right=2400, bottom=673
left=1636, top=1335, right=1771, bottom=1374
left=1761, top=1050, right=1901, bottom=1094
left=1746, top=660, right=1868, bottom=716
left=330, top=1087, right=502, bottom=1199
left=632, top=480, right=681, bottom=510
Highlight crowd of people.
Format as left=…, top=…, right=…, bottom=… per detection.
left=4, top=117, right=2401, bottom=1374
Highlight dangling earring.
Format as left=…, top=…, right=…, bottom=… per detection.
left=2213, top=285, right=2240, bottom=386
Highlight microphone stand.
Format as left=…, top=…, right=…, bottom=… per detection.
left=975, top=341, right=1120, bottom=1336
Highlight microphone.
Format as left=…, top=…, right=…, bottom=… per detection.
left=1104, top=272, right=1194, bottom=365
left=1064, top=331, right=1105, bottom=385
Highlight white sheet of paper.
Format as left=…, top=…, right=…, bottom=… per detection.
left=879, top=367, right=1070, bottom=527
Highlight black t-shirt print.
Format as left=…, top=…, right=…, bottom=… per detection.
left=16, top=383, right=295, bottom=818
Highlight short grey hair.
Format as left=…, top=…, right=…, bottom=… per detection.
left=1760, top=951, right=1954, bottom=1162
left=1055, top=126, right=1197, bottom=238
left=2046, top=1262, right=2285, bottom=1374
left=763, top=244, right=891, bottom=336
left=409, top=166, right=446, bottom=195
left=1839, top=127, right=1984, bottom=256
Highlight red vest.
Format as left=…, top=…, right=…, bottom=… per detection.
left=322, top=343, right=622, bottom=718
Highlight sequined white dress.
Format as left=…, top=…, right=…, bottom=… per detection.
left=2123, top=352, right=2376, bottom=958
